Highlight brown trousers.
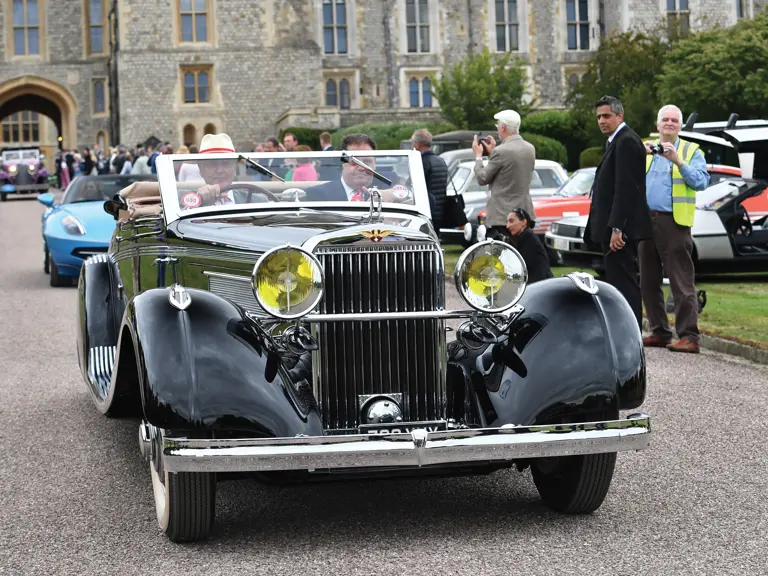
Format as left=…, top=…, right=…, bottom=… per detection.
left=638, top=212, right=700, bottom=342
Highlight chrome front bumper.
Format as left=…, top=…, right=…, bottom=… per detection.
left=143, top=415, right=651, bottom=474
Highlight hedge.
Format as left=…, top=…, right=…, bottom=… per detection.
left=278, top=127, right=329, bottom=150
left=521, top=110, right=585, bottom=171
left=330, top=121, right=456, bottom=151
left=579, top=146, right=604, bottom=168
left=520, top=132, right=568, bottom=166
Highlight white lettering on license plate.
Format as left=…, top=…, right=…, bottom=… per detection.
left=554, top=238, right=570, bottom=251
left=365, top=425, right=443, bottom=435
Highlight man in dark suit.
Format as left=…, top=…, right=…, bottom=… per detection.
left=319, top=132, right=334, bottom=151
left=307, top=133, right=409, bottom=204
left=585, top=96, right=653, bottom=329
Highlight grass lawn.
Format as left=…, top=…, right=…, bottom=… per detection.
left=442, top=244, right=768, bottom=349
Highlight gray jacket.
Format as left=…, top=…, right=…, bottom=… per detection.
left=473, top=135, right=536, bottom=226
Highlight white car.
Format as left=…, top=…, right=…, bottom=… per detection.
left=440, top=159, right=569, bottom=245
left=545, top=178, right=768, bottom=274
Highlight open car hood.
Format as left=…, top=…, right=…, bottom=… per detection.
left=708, top=128, right=768, bottom=180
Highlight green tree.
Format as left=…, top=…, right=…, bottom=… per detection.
left=566, top=30, right=672, bottom=146
left=658, top=12, right=768, bottom=121
left=432, top=48, right=530, bottom=129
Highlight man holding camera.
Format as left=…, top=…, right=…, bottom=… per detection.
left=640, top=105, right=710, bottom=353
left=472, top=110, right=536, bottom=240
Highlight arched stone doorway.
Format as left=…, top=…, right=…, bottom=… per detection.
left=204, top=123, right=216, bottom=135
left=0, top=76, right=78, bottom=151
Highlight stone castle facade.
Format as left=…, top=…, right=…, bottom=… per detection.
left=0, top=0, right=765, bottom=153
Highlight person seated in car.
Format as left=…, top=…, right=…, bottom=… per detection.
left=505, top=208, right=553, bottom=284
left=305, top=133, right=410, bottom=203
left=180, top=133, right=238, bottom=209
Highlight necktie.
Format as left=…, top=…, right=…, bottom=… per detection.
left=351, top=188, right=366, bottom=201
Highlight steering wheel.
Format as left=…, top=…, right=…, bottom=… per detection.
left=737, top=208, right=753, bottom=237
left=219, top=182, right=280, bottom=203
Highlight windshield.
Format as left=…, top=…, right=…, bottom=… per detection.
left=21, top=150, right=39, bottom=160
left=556, top=170, right=595, bottom=197
left=62, top=175, right=158, bottom=204
left=534, top=168, right=565, bottom=189
left=167, top=152, right=420, bottom=213
left=450, top=166, right=471, bottom=192
left=3, top=151, right=21, bottom=162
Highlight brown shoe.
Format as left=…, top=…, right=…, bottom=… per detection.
left=642, top=335, right=672, bottom=348
left=667, top=337, right=700, bottom=354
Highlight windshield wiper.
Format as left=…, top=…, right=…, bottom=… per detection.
left=340, top=153, right=392, bottom=186
left=238, top=155, right=285, bottom=183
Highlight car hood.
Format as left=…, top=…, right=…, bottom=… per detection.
left=50, top=202, right=116, bottom=240
left=533, top=196, right=590, bottom=211
left=552, top=215, right=589, bottom=228
left=172, top=210, right=433, bottom=252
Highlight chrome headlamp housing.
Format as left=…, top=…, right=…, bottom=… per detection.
left=251, top=245, right=325, bottom=320
left=8, top=164, right=17, bottom=174
left=453, top=239, right=527, bottom=313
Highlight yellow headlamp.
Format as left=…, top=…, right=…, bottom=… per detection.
left=252, top=245, right=324, bottom=319
left=454, top=240, right=527, bottom=313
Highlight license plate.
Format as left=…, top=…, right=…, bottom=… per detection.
left=553, top=238, right=570, bottom=251
left=359, top=420, right=447, bottom=435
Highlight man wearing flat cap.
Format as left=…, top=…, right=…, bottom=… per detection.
left=472, top=109, right=536, bottom=240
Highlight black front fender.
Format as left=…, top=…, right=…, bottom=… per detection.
left=447, top=277, right=646, bottom=427
left=127, top=287, right=323, bottom=437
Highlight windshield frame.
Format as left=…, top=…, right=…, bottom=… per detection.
left=156, top=150, right=431, bottom=225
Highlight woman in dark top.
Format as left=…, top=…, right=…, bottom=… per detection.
left=505, top=208, right=554, bottom=284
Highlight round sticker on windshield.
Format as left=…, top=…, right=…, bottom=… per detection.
left=181, top=192, right=202, bottom=209
left=392, top=185, right=409, bottom=199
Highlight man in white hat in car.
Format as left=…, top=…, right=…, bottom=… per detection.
left=179, top=133, right=238, bottom=209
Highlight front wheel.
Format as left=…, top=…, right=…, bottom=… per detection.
left=531, top=451, right=617, bottom=514
left=150, top=449, right=216, bottom=542
left=49, top=257, right=68, bottom=287
left=43, top=247, right=50, bottom=274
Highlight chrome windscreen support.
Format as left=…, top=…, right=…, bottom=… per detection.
left=366, top=187, right=383, bottom=223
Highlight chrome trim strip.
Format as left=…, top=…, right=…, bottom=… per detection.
left=304, top=310, right=489, bottom=322
left=157, top=415, right=651, bottom=473
left=203, top=270, right=252, bottom=283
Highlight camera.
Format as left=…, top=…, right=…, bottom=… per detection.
left=649, top=143, right=666, bottom=156
left=476, top=133, right=491, bottom=155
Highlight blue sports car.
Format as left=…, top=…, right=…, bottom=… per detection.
left=38, top=174, right=157, bottom=286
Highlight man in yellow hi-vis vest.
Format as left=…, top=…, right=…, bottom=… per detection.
left=639, top=104, right=710, bottom=354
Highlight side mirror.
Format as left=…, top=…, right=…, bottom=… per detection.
left=37, top=192, right=55, bottom=207
left=103, top=194, right=128, bottom=220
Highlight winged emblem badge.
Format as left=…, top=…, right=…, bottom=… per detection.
left=359, top=229, right=395, bottom=243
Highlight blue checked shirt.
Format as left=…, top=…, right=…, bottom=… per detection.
left=646, top=138, right=710, bottom=212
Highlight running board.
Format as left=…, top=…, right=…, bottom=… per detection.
left=88, top=345, right=116, bottom=395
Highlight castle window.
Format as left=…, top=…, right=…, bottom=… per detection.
left=182, top=66, right=212, bottom=104
left=323, top=0, right=348, bottom=54
left=12, top=0, right=40, bottom=55
left=179, top=0, right=208, bottom=43
left=495, top=0, right=519, bottom=52
left=86, top=0, right=108, bottom=55
left=566, top=0, right=590, bottom=50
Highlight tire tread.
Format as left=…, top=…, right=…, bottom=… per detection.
left=166, top=472, right=215, bottom=542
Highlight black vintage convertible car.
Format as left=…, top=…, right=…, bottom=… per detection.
left=77, top=148, right=651, bottom=541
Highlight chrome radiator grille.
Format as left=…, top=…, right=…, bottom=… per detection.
left=313, top=243, right=446, bottom=430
